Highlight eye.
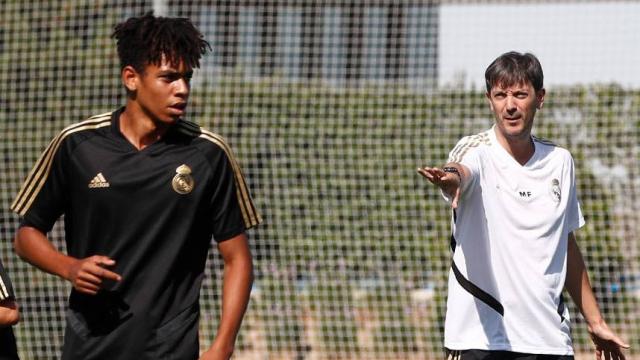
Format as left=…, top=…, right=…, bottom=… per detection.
left=160, top=74, right=175, bottom=82
left=514, top=92, right=529, bottom=99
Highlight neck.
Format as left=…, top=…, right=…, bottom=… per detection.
left=494, top=128, right=534, bottom=165
left=119, top=102, right=170, bottom=150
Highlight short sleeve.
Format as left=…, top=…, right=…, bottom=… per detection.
left=0, top=259, right=16, bottom=301
left=208, top=145, right=261, bottom=242
left=565, top=154, right=585, bottom=232
left=11, top=135, right=69, bottom=233
left=443, top=136, right=481, bottom=200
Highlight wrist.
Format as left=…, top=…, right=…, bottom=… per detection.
left=586, top=316, right=605, bottom=331
left=209, top=339, right=234, bottom=358
left=62, top=256, right=80, bottom=282
left=443, top=166, right=461, bottom=185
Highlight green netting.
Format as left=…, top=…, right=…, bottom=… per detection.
left=1, top=1, right=638, bottom=359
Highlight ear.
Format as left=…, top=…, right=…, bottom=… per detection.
left=121, top=65, right=139, bottom=92
left=536, top=88, right=546, bottom=109
left=485, top=92, right=495, bottom=112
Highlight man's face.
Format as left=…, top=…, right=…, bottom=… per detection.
left=486, top=81, right=545, bottom=143
left=130, top=58, right=193, bottom=125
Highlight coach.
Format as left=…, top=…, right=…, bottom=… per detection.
left=418, top=52, right=628, bottom=360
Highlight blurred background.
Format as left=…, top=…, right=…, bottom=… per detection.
left=1, top=1, right=638, bottom=359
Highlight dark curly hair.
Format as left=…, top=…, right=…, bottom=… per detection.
left=112, top=12, right=211, bottom=73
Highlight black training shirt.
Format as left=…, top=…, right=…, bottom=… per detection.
left=11, top=108, right=261, bottom=359
left=0, top=259, right=19, bottom=360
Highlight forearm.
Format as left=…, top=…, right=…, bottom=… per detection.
left=213, top=258, right=253, bottom=350
left=565, top=232, right=603, bottom=327
left=14, top=226, right=76, bottom=281
left=210, top=235, right=254, bottom=356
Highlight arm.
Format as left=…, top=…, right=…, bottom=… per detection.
left=200, top=233, right=254, bottom=360
left=565, top=232, right=629, bottom=359
left=417, top=162, right=470, bottom=208
left=14, top=226, right=121, bottom=295
left=0, top=299, right=19, bottom=327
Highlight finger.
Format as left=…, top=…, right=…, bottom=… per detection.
left=612, top=336, right=630, bottom=349
left=75, top=280, right=100, bottom=295
left=417, top=168, right=439, bottom=183
left=416, top=168, right=431, bottom=178
left=417, top=167, right=438, bottom=178
left=77, top=271, right=104, bottom=285
left=95, top=267, right=122, bottom=282
left=426, top=167, right=446, bottom=178
left=93, top=256, right=116, bottom=267
left=83, top=261, right=122, bottom=282
left=452, top=186, right=461, bottom=209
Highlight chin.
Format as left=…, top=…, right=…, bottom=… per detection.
left=153, top=118, right=178, bottom=127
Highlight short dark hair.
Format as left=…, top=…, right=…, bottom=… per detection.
left=112, top=12, right=211, bottom=73
left=485, top=52, right=544, bottom=92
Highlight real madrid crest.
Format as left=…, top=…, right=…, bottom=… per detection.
left=172, top=164, right=195, bottom=194
left=549, top=178, right=561, bottom=203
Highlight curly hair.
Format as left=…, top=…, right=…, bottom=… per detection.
left=112, top=12, right=211, bottom=72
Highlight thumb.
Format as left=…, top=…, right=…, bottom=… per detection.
left=451, top=186, right=461, bottom=209
left=613, top=335, right=630, bottom=349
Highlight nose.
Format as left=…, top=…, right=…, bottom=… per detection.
left=505, top=95, right=517, bottom=112
left=175, top=78, right=190, bottom=98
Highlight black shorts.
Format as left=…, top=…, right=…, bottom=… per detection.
left=0, top=327, right=19, bottom=360
left=446, top=349, right=574, bottom=360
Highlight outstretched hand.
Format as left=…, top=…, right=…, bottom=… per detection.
left=588, top=320, right=630, bottom=360
left=66, top=255, right=121, bottom=295
left=417, top=166, right=462, bottom=208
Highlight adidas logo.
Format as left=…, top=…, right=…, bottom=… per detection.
left=88, top=173, right=110, bottom=188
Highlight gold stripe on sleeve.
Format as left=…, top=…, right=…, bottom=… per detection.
left=11, top=114, right=112, bottom=216
left=0, top=276, right=9, bottom=300
left=449, top=131, right=489, bottom=163
left=199, top=130, right=262, bottom=228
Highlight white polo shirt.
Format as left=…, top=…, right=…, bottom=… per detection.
left=443, top=126, right=584, bottom=355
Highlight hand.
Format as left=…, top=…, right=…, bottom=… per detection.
left=66, top=255, right=121, bottom=295
left=417, top=166, right=462, bottom=208
left=588, top=320, right=630, bottom=360
left=0, top=299, right=19, bottom=327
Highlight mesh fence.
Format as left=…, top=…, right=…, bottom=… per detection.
left=1, top=1, right=639, bottom=359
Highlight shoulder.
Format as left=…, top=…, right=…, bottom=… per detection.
left=448, top=129, right=491, bottom=163
left=40, top=112, right=112, bottom=157
left=532, top=134, right=558, bottom=148
left=174, top=120, right=236, bottom=160
left=55, top=112, right=112, bottom=146
left=533, top=136, right=574, bottom=161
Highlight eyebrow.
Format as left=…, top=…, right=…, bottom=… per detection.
left=158, top=70, right=193, bottom=78
left=491, top=87, right=528, bottom=93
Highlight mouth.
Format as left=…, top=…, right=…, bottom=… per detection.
left=169, top=103, right=187, bottom=115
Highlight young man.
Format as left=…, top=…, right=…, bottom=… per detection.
left=0, top=258, right=19, bottom=360
left=11, top=13, right=260, bottom=360
left=418, top=52, right=629, bottom=360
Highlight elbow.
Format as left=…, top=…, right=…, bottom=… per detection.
left=248, top=260, right=255, bottom=286
left=13, top=229, right=26, bottom=260
left=14, top=225, right=39, bottom=261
